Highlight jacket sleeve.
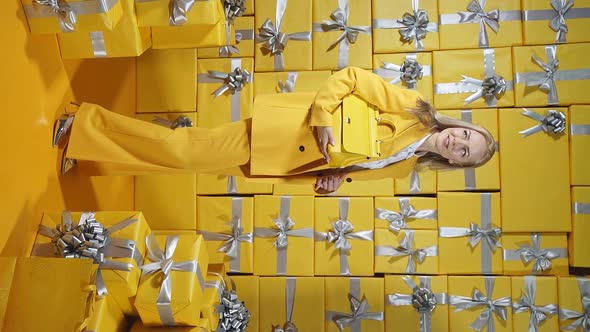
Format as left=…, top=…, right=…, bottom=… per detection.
left=309, top=67, right=425, bottom=127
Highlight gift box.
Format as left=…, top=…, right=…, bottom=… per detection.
left=374, top=196, right=437, bottom=231
left=88, top=294, right=128, bottom=332
left=570, top=186, right=590, bottom=268
left=499, top=107, right=571, bottom=232
left=570, top=105, right=590, bottom=186
left=373, top=53, right=434, bottom=103
left=130, top=320, right=210, bottom=331
left=22, top=0, right=122, bottom=34
left=513, top=43, right=590, bottom=106
left=32, top=211, right=150, bottom=315
left=312, top=0, right=372, bottom=70
left=394, top=168, right=437, bottom=195
left=385, top=275, right=448, bottom=332
left=433, top=47, right=514, bottom=109
left=557, top=276, right=590, bottom=331
left=200, top=264, right=226, bottom=332
left=136, top=0, right=222, bottom=27
left=325, top=277, right=384, bottom=332
left=254, top=0, right=312, bottom=71
left=197, top=16, right=256, bottom=59
left=522, top=0, right=590, bottom=45
left=438, top=192, right=503, bottom=275
left=57, top=0, right=150, bottom=59
left=437, top=109, right=500, bottom=191
left=232, top=276, right=260, bottom=332
left=260, top=277, right=325, bottom=331
left=371, top=0, right=439, bottom=53
left=511, top=276, right=559, bottom=332
left=273, top=178, right=394, bottom=197
left=196, top=196, right=254, bottom=273
left=314, top=197, right=374, bottom=276
left=134, top=232, right=209, bottom=326
left=196, top=174, right=273, bottom=195
left=0, top=257, right=16, bottom=327
left=253, top=195, right=315, bottom=276
left=253, top=70, right=332, bottom=96
left=448, top=276, right=512, bottom=332
left=438, top=0, right=522, bottom=49
left=503, top=233, right=569, bottom=276
left=196, top=58, right=253, bottom=128
left=151, top=14, right=233, bottom=49
left=374, top=229, right=438, bottom=274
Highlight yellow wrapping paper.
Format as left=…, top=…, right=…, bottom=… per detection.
left=253, top=195, right=315, bottom=276
left=196, top=58, right=254, bottom=128
left=499, top=108, right=571, bottom=232
left=433, top=47, right=514, bottom=109
left=522, top=0, right=590, bottom=45
left=0, top=258, right=16, bottom=329
left=448, top=276, right=512, bottom=332
left=513, top=43, right=590, bottom=107
left=325, top=277, right=384, bottom=332
left=196, top=196, right=254, bottom=273
left=32, top=211, right=150, bottom=315
left=152, top=15, right=233, bottom=49
left=558, top=276, right=590, bottom=331
left=273, top=178, right=394, bottom=197
left=570, top=105, right=590, bottom=186
left=135, top=0, right=222, bottom=27
left=437, top=109, right=500, bottom=191
left=88, top=294, right=128, bottom=332
left=232, top=276, right=260, bottom=332
left=314, top=197, right=374, bottom=276
left=253, top=70, right=332, bottom=96
left=22, top=0, right=122, bottom=34
left=130, top=320, right=210, bottom=331
left=373, top=53, right=434, bottom=103
left=134, top=232, right=209, bottom=326
left=197, top=16, right=256, bottom=58
left=312, top=0, right=372, bottom=70
left=438, top=192, right=503, bottom=275
left=502, top=233, right=569, bottom=276
left=570, top=187, right=590, bottom=268
left=511, top=276, right=559, bottom=332
left=438, top=0, right=522, bottom=49
left=394, top=168, right=436, bottom=195
left=374, top=196, right=437, bottom=230
left=374, top=229, right=438, bottom=274
left=260, top=277, right=325, bottom=331
left=200, top=264, right=225, bottom=332
left=384, top=275, right=448, bottom=332
left=196, top=174, right=273, bottom=195
left=57, top=0, right=151, bottom=59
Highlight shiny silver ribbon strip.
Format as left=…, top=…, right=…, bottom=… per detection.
left=219, top=7, right=239, bottom=57
left=198, top=198, right=253, bottom=273
left=461, top=110, right=476, bottom=190
left=449, top=277, right=511, bottom=332
left=208, top=272, right=251, bottom=332
left=558, top=277, right=590, bottom=331
left=439, top=193, right=500, bottom=274
left=518, top=108, right=567, bottom=137
left=152, top=115, right=194, bottom=129
left=326, top=278, right=384, bottom=332
left=512, top=276, right=558, bottom=332
left=522, top=0, right=590, bottom=43
left=226, top=175, right=238, bottom=194
left=25, top=0, right=119, bottom=32
left=223, top=0, right=246, bottom=23
left=312, top=0, right=371, bottom=69
left=374, top=230, right=438, bottom=273
left=89, top=31, right=107, bottom=57
left=255, top=0, right=312, bottom=71
left=272, top=278, right=298, bottom=332
left=571, top=124, right=590, bottom=135
left=574, top=202, right=590, bottom=215
left=168, top=0, right=196, bottom=26
left=438, top=0, right=522, bottom=48
left=375, top=197, right=437, bottom=233
left=387, top=276, right=448, bottom=332
left=373, top=54, right=432, bottom=90
left=140, top=234, right=204, bottom=326
left=277, top=72, right=298, bottom=93
left=314, top=198, right=374, bottom=275
left=503, top=233, right=567, bottom=274
left=409, top=169, right=421, bottom=193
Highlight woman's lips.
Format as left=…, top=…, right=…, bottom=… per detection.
left=444, top=135, right=449, bottom=149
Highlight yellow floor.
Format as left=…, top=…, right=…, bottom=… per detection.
left=0, top=1, right=135, bottom=256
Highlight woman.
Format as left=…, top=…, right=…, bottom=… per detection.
left=54, top=67, right=496, bottom=193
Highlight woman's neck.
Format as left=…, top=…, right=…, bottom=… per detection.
left=417, top=132, right=439, bottom=154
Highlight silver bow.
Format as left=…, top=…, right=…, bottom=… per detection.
left=327, top=219, right=355, bottom=252
left=152, top=115, right=193, bottom=129
left=330, top=294, right=384, bottom=331
left=218, top=216, right=252, bottom=259
left=219, top=44, right=240, bottom=57
left=321, top=6, right=370, bottom=51
left=33, top=0, right=76, bottom=32
left=215, top=279, right=251, bottom=332
left=516, top=234, right=562, bottom=273
left=550, top=0, right=574, bottom=43
left=223, top=0, right=246, bottom=23
left=375, top=198, right=437, bottom=233
left=461, top=73, right=507, bottom=105
left=255, top=215, right=313, bottom=249
left=559, top=279, right=590, bottom=331
left=207, top=68, right=251, bottom=98
left=168, top=0, right=196, bottom=26
left=256, top=19, right=311, bottom=56
left=458, top=0, right=500, bottom=47
left=397, top=9, right=431, bottom=47
left=526, top=48, right=560, bottom=104
left=466, top=222, right=502, bottom=251
left=375, top=231, right=437, bottom=273
left=512, top=278, right=558, bottom=332
left=519, top=108, right=566, bottom=137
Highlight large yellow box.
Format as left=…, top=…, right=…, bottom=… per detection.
left=196, top=174, right=273, bottom=195
left=88, top=294, right=128, bottom=332
left=0, top=258, right=16, bottom=328
left=253, top=70, right=332, bottom=96
left=394, top=168, right=436, bottom=194
left=570, top=105, right=590, bottom=186
left=437, top=109, right=500, bottom=191
left=503, top=233, right=569, bottom=276
left=253, top=196, right=315, bottom=276
left=511, top=276, right=559, bottom=332
left=374, top=229, right=438, bottom=274
left=197, top=16, right=255, bottom=59
left=522, top=0, right=590, bottom=45
left=374, top=196, right=437, bottom=231
left=558, top=276, right=590, bottom=331
left=136, top=0, right=222, bottom=27
left=373, top=53, right=434, bottom=103
left=273, top=178, right=394, bottom=197
left=570, top=187, right=590, bottom=268
left=152, top=15, right=233, bottom=49
left=233, top=276, right=260, bottom=332
left=499, top=108, right=571, bottom=232
left=438, top=192, right=503, bottom=275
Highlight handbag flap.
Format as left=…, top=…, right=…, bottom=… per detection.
left=341, top=95, right=379, bottom=157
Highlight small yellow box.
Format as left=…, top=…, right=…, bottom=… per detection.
left=0, top=257, right=17, bottom=328
left=570, top=105, right=590, bottom=186
left=570, top=187, right=590, bottom=268
left=233, top=276, right=260, bottom=332
left=136, top=0, right=222, bottom=27
left=373, top=53, right=434, bottom=103
left=197, top=16, right=256, bottom=59
left=374, top=229, right=438, bottom=274
left=253, top=70, right=332, bottom=96
left=522, top=0, right=590, bottom=45
left=199, top=264, right=225, bottom=332
left=130, top=320, right=210, bottom=331
left=273, top=178, right=394, bottom=197
left=88, top=294, right=128, bottom=332
left=394, top=168, right=437, bottom=194
left=503, top=233, right=569, bottom=276
left=511, top=276, right=559, bottom=332
left=196, top=174, right=273, bottom=195
left=558, top=276, right=590, bottom=331
left=374, top=196, right=437, bottom=231
left=152, top=15, right=233, bottom=49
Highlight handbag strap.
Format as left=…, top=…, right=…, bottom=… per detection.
left=376, top=116, right=396, bottom=143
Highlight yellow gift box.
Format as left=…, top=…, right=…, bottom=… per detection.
left=438, top=0, right=522, bottom=49
left=196, top=174, right=273, bottom=195
left=136, top=0, right=222, bottom=27
left=438, top=192, right=503, bottom=275
left=522, top=0, right=590, bottom=45
left=273, top=178, right=393, bottom=197
left=0, top=258, right=16, bottom=328
left=499, top=108, right=571, bottom=232
left=571, top=187, right=590, bottom=268
left=437, top=109, right=500, bottom=191
left=232, top=276, right=260, bottom=332
left=22, top=0, right=122, bottom=34
left=511, top=276, right=559, bottom=332
left=254, top=0, right=312, bottom=71
left=312, top=0, right=372, bottom=70
left=152, top=15, right=233, bottom=49
left=448, top=276, right=513, bottom=332
left=197, top=16, right=256, bottom=59
left=513, top=43, right=590, bottom=107
left=88, top=295, right=128, bottom=332
left=253, top=70, right=332, bottom=96
left=570, top=105, right=590, bottom=186
left=374, top=196, right=437, bottom=231
left=314, top=197, right=374, bottom=276
left=325, top=277, right=384, bottom=332
left=385, top=275, right=448, bottom=332
left=433, top=47, right=514, bottom=109
left=196, top=196, right=254, bottom=273
left=374, top=229, right=438, bottom=274
left=558, top=276, right=590, bottom=331
left=502, top=233, right=569, bottom=276
left=200, top=264, right=225, bottom=332
left=134, top=232, right=209, bottom=326
left=394, top=168, right=436, bottom=194
left=57, top=0, right=151, bottom=59
left=373, top=53, right=434, bottom=103
left=196, top=58, right=253, bottom=128
left=260, top=277, right=325, bottom=331
left=32, top=211, right=150, bottom=315
left=253, top=195, right=315, bottom=276
left=130, top=320, right=210, bottom=331
left=372, top=0, right=439, bottom=53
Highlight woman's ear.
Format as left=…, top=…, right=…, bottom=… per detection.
left=448, top=159, right=456, bottom=165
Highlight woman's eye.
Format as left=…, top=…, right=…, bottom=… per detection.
left=463, top=130, right=468, bottom=138
left=462, top=148, right=467, bottom=157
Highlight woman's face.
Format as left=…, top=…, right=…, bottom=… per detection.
left=435, top=127, right=487, bottom=166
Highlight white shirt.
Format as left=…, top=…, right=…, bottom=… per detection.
left=350, top=134, right=432, bottom=170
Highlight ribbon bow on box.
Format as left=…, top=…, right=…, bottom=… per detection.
left=458, top=0, right=500, bottom=48
left=519, top=108, right=566, bottom=137
left=207, top=272, right=251, bottom=332
left=559, top=278, right=590, bottom=331
left=374, top=231, right=437, bottom=274
left=168, top=0, right=196, bottom=26
left=223, top=0, right=245, bottom=23
left=503, top=233, right=567, bottom=273
left=33, top=0, right=77, bottom=31
left=328, top=294, right=384, bottom=332
left=550, top=0, right=574, bottom=43
left=206, top=68, right=252, bottom=98
left=512, top=277, right=558, bottom=332
left=375, top=197, right=437, bottom=233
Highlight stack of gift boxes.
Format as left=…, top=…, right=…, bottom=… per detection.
left=10, top=0, right=590, bottom=330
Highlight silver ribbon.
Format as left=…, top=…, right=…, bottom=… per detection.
left=409, top=169, right=421, bottom=193
left=374, top=230, right=438, bottom=273
left=522, top=0, right=590, bottom=43
left=512, top=276, right=558, bottom=332
left=32, top=0, right=76, bottom=32
left=89, top=31, right=107, bottom=57
left=326, top=278, right=384, bottom=332
left=152, top=115, right=194, bottom=129
left=519, top=108, right=567, bottom=137
left=449, top=277, right=511, bottom=332
left=375, top=197, right=437, bottom=233
left=272, top=278, right=298, bottom=332
left=168, top=0, right=196, bottom=26
left=277, top=72, right=298, bottom=93
left=559, top=277, right=590, bottom=331
left=219, top=5, right=240, bottom=58
left=461, top=111, right=477, bottom=190
left=209, top=272, right=251, bottom=332
left=373, top=55, right=432, bottom=90
left=223, top=0, right=246, bottom=23
left=226, top=175, right=238, bottom=194
left=571, top=124, right=590, bottom=136
left=503, top=233, right=567, bottom=274
left=574, top=202, right=590, bottom=215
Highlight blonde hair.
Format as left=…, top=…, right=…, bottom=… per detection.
left=408, top=99, right=497, bottom=171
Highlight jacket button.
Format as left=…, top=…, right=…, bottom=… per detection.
left=346, top=177, right=352, bottom=183
left=366, top=156, right=370, bottom=159
left=299, top=145, right=305, bottom=152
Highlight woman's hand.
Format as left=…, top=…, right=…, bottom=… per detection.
left=314, top=126, right=335, bottom=162
left=315, top=172, right=348, bottom=194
